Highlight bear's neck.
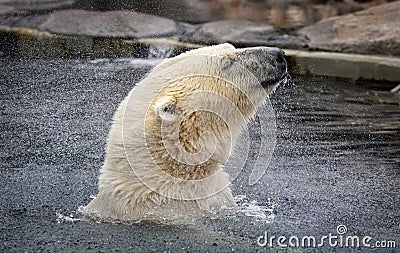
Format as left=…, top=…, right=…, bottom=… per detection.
left=144, top=112, right=231, bottom=180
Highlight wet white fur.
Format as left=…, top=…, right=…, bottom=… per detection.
left=82, top=44, right=276, bottom=222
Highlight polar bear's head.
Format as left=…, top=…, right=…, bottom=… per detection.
left=130, top=43, right=289, bottom=181
left=151, top=43, right=288, bottom=122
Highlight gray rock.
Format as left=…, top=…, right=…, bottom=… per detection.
left=0, top=4, right=18, bottom=15
left=298, top=1, right=400, bottom=56
left=0, top=14, right=49, bottom=28
left=73, top=0, right=212, bottom=23
left=0, top=0, right=75, bottom=11
left=187, top=20, right=307, bottom=49
left=38, top=10, right=179, bottom=38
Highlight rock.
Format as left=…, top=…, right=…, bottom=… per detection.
left=186, top=20, right=307, bottom=49
left=38, top=10, right=179, bottom=38
left=0, top=0, right=76, bottom=12
left=0, top=14, right=49, bottom=29
left=0, top=5, right=18, bottom=15
left=298, top=2, right=400, bottom=56
left=73, top=0, right=212, bottom=23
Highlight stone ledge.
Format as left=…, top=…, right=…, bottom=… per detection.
left=1, top=25, right=399, bottom=82
left=285, top=50, right=400, bottom=82
left=0, top=26, right=192, bottom=58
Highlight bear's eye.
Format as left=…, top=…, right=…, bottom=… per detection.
left=154, top=96, right=178, bottom=122
left=163, top=103, right=176, bottom=114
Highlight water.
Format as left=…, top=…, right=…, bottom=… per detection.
left=147, top=44, right=175, bottom=59
left=235, top=195, right=276, bottom=221
left=0, top=57, right=398, bottom=252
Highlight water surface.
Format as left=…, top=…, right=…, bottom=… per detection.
left=0, top=58, right=398, bottom=252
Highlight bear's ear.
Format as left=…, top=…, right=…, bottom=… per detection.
left=154, top=96, right=177, bottom=122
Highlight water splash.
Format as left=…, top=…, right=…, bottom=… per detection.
left=86, top=57, right=162, bottom=67
left=147, top=44, right=175, bottom=59
left=56, top=209, right=82, bottom=223
left=128, top=58, right=163, bottom=67
left=84, top=44, right=174, bottom=69
left=234, top=195, right=276, bottom=222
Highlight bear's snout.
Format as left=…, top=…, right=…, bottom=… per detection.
left=270, top=48, right=287, bottom=75
left=236, top=47, right=289, bottom=90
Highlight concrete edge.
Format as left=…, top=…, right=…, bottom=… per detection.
left=1, top=26, right=400, bottom=82
left=0, top=26, right=195, bottom=59
left=284, top=50, right=400, bottom=82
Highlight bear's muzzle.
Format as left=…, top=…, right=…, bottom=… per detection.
left=236, top=47, right=291, bottom=90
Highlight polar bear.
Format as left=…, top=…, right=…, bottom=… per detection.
left=82, top=43, right=288, bottom=222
